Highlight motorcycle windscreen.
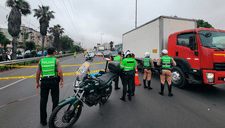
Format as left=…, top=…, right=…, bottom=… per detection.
left=74, top=62, right=90, bottom=85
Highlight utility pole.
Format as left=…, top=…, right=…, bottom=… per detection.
left=135, top=0, right=137, bottom=28
left=82, top=36, right=83, bottom=48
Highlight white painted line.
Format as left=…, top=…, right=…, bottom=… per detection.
left=0, top=57, right=73, bottom=91
left=0, top=78, right=27, bottom=91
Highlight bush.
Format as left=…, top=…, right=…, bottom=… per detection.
left=31, top=51, right=37, bottom=57
left=17, top=50, right=22, bottom=55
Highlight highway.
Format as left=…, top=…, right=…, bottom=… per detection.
left=1, top=54, right=225, bottom=128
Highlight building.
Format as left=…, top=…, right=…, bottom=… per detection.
left=0, top=25, right=50, bottom=51
left=115, top=43, right=123, bottom=52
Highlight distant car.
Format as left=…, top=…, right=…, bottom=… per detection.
left=96, top=52, right=103, bottom=57
left=102, top=52, right=110, bottom=58
left=17, top=52, right=24, bottom=59
left=24, top=50, right=31, bottom=58
left=110, top=51, right=118, bottom=60
left=38, top=50, right=47, bottom=57
left=85, top=51, right=95, bottom=58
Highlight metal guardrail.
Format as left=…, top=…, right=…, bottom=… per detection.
left=0, top=53, right=73, bottom=65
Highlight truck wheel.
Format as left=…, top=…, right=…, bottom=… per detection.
left=171, top=67, right=187, bottom=88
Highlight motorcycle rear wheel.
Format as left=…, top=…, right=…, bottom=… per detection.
left=49, top=102, right=82, bottom=128
left=100, top=84, right=112, bottom=103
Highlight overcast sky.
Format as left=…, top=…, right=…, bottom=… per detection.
left=0, top=0, right=224, bottom=49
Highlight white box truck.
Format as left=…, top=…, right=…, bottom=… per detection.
left=123, top=15, right=196, bottom=67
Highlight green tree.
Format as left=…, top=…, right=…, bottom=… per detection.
left=48, top=24, right=64, bottom=51
left=109, top=41, right=114, bottom=51
left=25, top=41, right=35, bottom=51
left=6, top=0, right=31, bottom=59
left=0, top=32, right=11, bottom=52
left=197, top=19, right=213, bottom=28
left=33, top=5, right=54, bottom=56
left=60, top=35, right=73, bottom=51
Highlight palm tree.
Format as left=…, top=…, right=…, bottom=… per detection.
left=33, top=5, right=54, bottom=56
left=48, top=24, right=64, bottom=51
left=6, top=0, right=31, bottom=60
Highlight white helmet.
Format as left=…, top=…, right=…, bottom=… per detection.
left=125, top=52, right=132, bottom=57
left=124, top=50, right=130, bottom=55
left=162, top=49, right=168, bottom=54
left=144, top=52, right=150, bottom=57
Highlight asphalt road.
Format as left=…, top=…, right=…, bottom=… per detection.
left=1, top=54, right=225, bottom=128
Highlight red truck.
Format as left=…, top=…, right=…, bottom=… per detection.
left=123, top=16, right=225, bottom=87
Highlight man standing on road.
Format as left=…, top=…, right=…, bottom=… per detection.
left=113, top=51, right=122, bottom=90
left=36, top=47, right=64, bottom=126
left=157, top=49, right=176, bottom=97
left=120, top=52, right=136, bottom=101
left=143, top=52, right=155, bottom=90
left=74, top=52, right=76, bottom=58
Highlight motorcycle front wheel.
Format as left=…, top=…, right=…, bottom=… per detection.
left=49, top=102, right=82, bottom=128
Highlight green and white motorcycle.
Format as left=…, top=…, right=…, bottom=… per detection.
left=49, top=59, right=120, bottom=128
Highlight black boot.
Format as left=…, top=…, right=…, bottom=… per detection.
left=143, top=79, right=147, bottom=88
left=158, top=83, right=164, bottom=95
left=168, top=84, right=173, bottom=97
left=120, top=96, right=126, bottom=101
left=128, top=94, right=132, bottom=101
left=148, top=80, right=152, bottom=90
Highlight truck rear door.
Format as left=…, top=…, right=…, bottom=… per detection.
left=175, top=32, right=200, bottom=69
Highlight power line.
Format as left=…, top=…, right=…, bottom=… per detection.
left=69, top=0, right=82, bottom=36
left=72, top=0, right=84, bottom=35
left=51, top=0, right=80, bottom=40
left=61, top=0, right=81, bottom=39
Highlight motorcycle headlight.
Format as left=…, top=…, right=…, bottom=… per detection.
left=206, top=73, right=214, bottom=83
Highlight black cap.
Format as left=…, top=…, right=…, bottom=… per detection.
left=118, top=51, right=122, bottom=55
left=47, top=47, right=56, bottom=54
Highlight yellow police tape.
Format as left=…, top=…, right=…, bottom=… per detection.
left=0, top=62, right=106, bottom=68
left=0, top=70, right=102, bottom=80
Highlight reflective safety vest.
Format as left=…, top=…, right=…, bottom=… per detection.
left=40, top=57, right=57, bottom=78
left=161, top=56, right=171, bottom=69
left=114, top=55, right=121, bottom=63
left=143, top=57, right=151, bottom=66
left=120, top=57, right=136, bottom=71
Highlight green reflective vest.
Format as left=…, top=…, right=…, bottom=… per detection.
left=161, top=56, right=171, bottom=69
left=40, top=57, right=57, bottom=78
left=114, top=55, right=121, bottom=63
left=120, top=57, right=136, bottom=71
left=143, top=57, right=151, bottom=66
left=74, top=52, right=76, bottom=56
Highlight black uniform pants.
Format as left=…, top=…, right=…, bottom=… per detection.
left=40, top=79, right=59, bottom=123
left=122, top=73, right=134, bottom=96
left=115, top=71, right=122, bottom=88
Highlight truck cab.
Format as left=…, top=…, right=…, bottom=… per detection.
left=168, top=28, right=225, bottom=87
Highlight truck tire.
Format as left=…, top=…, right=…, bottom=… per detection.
left=171, top=67, right=187, bottom=88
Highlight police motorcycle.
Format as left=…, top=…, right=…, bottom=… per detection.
left=85, top=54, right=93, bottom=61
left=49, top=58, right=120, bottom=128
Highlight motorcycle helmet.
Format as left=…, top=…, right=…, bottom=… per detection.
left=162, top=49, right=168, bottom=54
left=125, top=52, right=132, bottom=58
left=144, top=52, right=150, bottom=57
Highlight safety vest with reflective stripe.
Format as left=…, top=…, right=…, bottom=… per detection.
left=40, top=57, right=57, bottom=78
left=120, top=57, right=136, bottom=71
left=161, top=56, right=171, bottom=69
left=143, top=57, right=151, bottom=66
left=114, top=55, right=121, bottom=63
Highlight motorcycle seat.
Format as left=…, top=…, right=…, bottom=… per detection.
left=98, top=72, right=116, bottom=86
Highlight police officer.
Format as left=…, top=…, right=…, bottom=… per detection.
left=113, top=51, right=122, bottom=90
left=74, top=51, right=76, bottom=58
left=36, top=47, right=64, bottom=126
left=143, top=52, right=155, bottom=90
left=157, top=49, right=176, bottom=97
left=120, top=52, right=136, bottom=101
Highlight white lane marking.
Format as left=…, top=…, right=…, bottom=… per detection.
left=0, top=56, right=73, bottom=91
